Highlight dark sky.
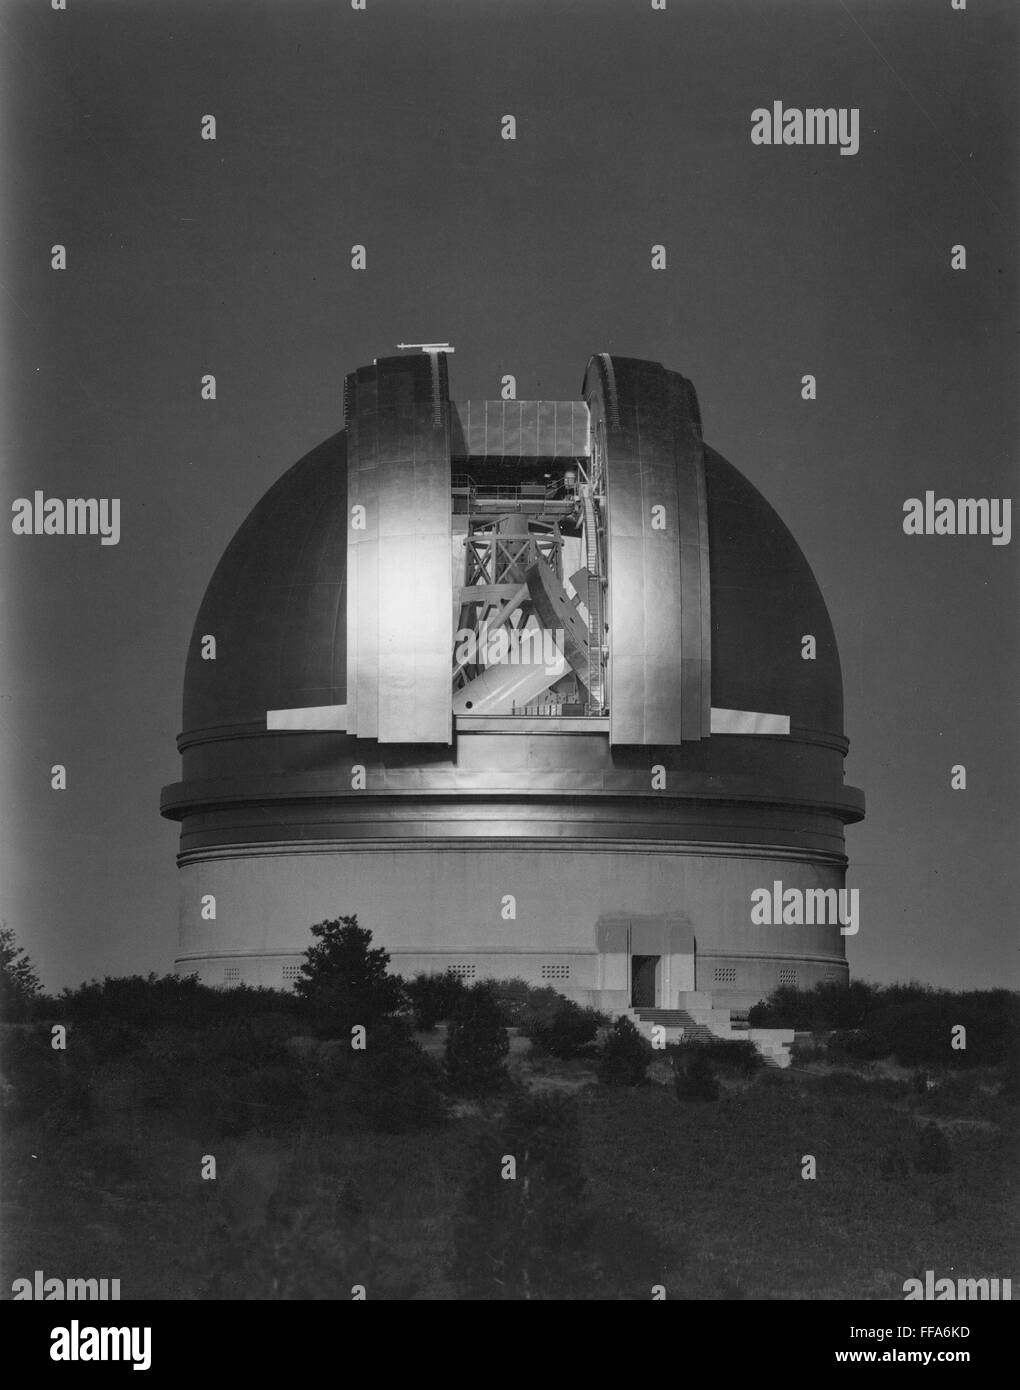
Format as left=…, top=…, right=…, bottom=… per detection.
left=1, top=0, right=1016, bottom=992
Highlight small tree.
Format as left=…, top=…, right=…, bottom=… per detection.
left=0, top=926, right=42, bottom=1021
left=597, top=1015, right=653, bottom=1086
left=444, top=983, right=510, bottom=1094
left=294, top=915, right=407, bottom=1038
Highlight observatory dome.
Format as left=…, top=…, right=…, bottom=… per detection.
left=162, top=352, right=863, bottom=1017
left=179, top=436, right=844, bottom=742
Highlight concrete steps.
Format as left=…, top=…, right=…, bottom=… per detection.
left=626, top=998, right=792, bottom=1069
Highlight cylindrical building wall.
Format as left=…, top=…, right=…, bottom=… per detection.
left=175, top=839, right=849, bottom=1014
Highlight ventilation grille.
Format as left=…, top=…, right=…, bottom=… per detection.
left=450, top=964, right=477, bottom=980
left=540, top=964, right=571, bottom=980
left=224, top=966, right=240, bottom=984
left=714, top=966, right=737, bottom=984
left=779, top=968, right=798, bottom=987
left=282, top=965, right=302, bottom=984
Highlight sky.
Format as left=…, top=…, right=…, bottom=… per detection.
left=0, top=0, right=1016, bottom=993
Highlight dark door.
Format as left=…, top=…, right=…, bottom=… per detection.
left=631, top=954, right=658, bottom=1008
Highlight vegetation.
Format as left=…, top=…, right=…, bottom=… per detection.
left=451, top=1090, right=670, bottom=1299
left=687, top=1038, right=762, bottom=1076
left=294, top=914, right=408, bottom=1038
left=451, top=1091, right=591, bottom=1297
left=673, top=1048, right=720, bottom=1102
left=526, top=999, right=604, bottom=1059
left=404, top=969, right=467, bottom=1031
left=53, top=972, right=301, bottom=1026
left=0, top=926, right=42, bottom=1022
left=2, top=941, right=1015, bottom=1299
left=750, top=980, right=1020, bottom=1070
left=596, top=1014, right=653, bottom=1086
left=444, top=983, right=510, bottom=1095
left=479, top=978, right=571, bottom=1031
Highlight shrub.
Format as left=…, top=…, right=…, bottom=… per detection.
left=751, top=982, right=1020, bottom=1070
left=696, top=1039, right=762, bottom=1075
left=444, top=984, right=510, bottom=1095
left=528, top=1000, right=602, bottom=1059
left=348, top=1038, right=446, bottom=1133
left=790, top=1034, right=828, bottom=1064
left=53, top=973, right=302, bottom=1028
left=405, top=970, right=467, bottom=1030
left=597, top=1015, right=653, bottom=1086
left=482, top=979, right=564, bottom=1030
left=748, top=980, right=878, bottom=1031
left=673, top=1048, right=720, bottom=1102
left=286, top=1020, right=446, bottom=1134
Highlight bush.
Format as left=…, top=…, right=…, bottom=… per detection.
left=751, top=981, right=1020, bottom=1070
left=528, top=1000, right=602, bottom=1059
left=790, top=1034, right=828, bottom=1064
left=405, top=970, right=467, bottom=1030
left=696, top=1039, right=762, bottom=1075
left=597, top=1015, right=653, bottom=1086
left=749, top=980, right=879, bottom=1031
left=859, top=996, right=1018, bottom=1069
left=444, top=984, right=510, bottom=1095
left=347, top=1037, right=447, bottom=1133
left=480, top=979, right=564, bottom=1031
left=673, top=1048, right=720, bottom=1102
left=53, top=974, right=302, bottom=1029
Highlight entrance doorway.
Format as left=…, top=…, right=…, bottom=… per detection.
left=631, top=954, right=659, bottom=1008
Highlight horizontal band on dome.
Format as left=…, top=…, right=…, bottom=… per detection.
left=710, top=708, right=790, bottom=735
left=268, top=704, right=348, bottom=731
left=265, top=704, right=789, bottom=737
